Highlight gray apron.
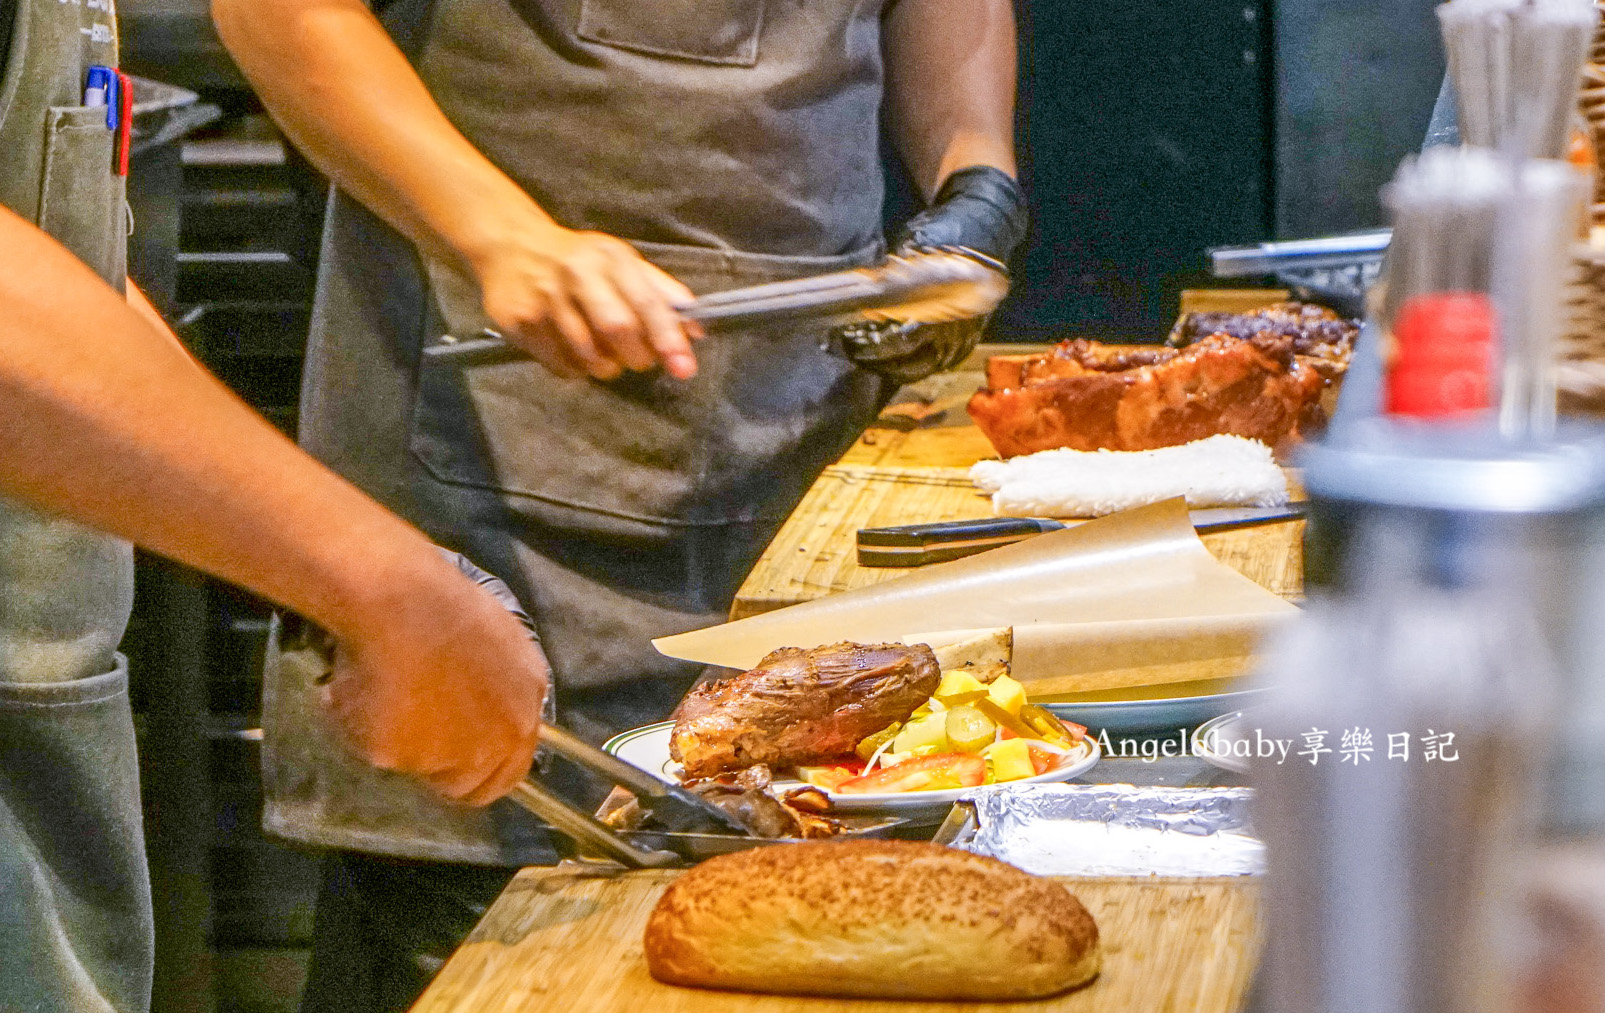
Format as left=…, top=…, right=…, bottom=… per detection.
left=0, top=1, right=148, bottom=1010
left=264, top=0, right=891, bottom=865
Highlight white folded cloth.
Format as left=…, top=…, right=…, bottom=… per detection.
left=970, top=435, right=1290, bottom=517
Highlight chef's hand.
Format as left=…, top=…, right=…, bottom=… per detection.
left=470, top=222, right=704, bottom=382
left=321, top=550, right=550, bottom=807
left=837, top=165, right=1028, bottom=386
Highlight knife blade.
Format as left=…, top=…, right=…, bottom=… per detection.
left=856, top=504, right=1307, bottom=567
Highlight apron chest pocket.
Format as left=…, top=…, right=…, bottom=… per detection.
left=576, top=0, right=764, bottom=66
left=38, top=106, right=123, bottom=285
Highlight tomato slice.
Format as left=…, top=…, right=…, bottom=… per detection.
left=1027, top=745, right=1058, bottom=775
left=835, top=752, right=987, bottom=794
left=795, top=761, right=865, bottom=791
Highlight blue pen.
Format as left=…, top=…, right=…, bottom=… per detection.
left=84, top=66, right=118, bottom=130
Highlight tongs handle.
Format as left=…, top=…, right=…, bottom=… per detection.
left=507, top=779, right=681, bottom=869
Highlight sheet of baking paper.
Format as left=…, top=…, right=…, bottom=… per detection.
left=958, top=783, right=1265, bottom=877
left=1004, top=613, right=1294, bottom=696
left=906, top=616, right=1294, bottom=695
left=653, top=498, right=1297, bottom=690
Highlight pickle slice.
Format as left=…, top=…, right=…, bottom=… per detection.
left=974, top=698, right=1040, bottom=740
left=944, top=705, right=998, bottom=753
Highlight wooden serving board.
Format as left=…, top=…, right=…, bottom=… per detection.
left=411, top=866, right=1262, bottom=1013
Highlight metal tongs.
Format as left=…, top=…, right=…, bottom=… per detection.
left=509, top=723, right=749, bottom=868
left=1208, top=230, right=1393, bottom=277
left=424, top=248, right=1008, bottom=367
left=680, top=247, right=1009, bottom=330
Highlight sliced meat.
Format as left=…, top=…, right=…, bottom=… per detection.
left=682, top=774, right=848, bottom=839
left=670, top=642, right=940, bottom=780
left=684, top=775, right=803, bottom=839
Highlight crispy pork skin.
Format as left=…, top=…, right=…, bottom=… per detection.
left=969, top=333, right=1330, bottom=457
left=670, top=642, right=940, bottom=780
left=969, top=301, right=1355, bottom=458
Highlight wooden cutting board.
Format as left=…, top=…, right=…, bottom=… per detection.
left=411, top=866, right=1262, bottom=1013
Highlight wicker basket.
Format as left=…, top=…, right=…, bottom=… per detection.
left=1559, top=4, right=1605, bottom=408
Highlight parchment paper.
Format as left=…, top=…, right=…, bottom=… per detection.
left=653, top=498, right=1298, bottom=693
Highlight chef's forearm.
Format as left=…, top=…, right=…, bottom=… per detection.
left=126, top=279, right=203, bottom=365
left=0, top=209, right=466, bottom=645
left=210, top=0, right=547, bottom=273
left=884, top=0, right=1018, bottom=200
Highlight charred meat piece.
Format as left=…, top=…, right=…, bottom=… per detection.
left=1023, top=342, right=1180, bottom=379
left=682, top=769, right=846, bottom=839
left=684, top=768, right=803, bottom=839
left=600, top=773, right=849, bottom=839
left=969, top=333, right=1329, bottom=456
left=984, top=344, right=1178, bottom=390
left=670, top=642, right=940, bottom=780
left=1169, top=301, right=1358, bottom=365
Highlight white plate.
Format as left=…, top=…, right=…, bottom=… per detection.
left=1047, top=687, right=1267, bottom=736
left=603, top=721, right=1101, bottom=812
left=1191, top=711, right=1250, bottom=773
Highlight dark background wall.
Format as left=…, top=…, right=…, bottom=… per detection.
left=1275, top=0, right=1446, bottom=239
left=931, top=0, right=1445, bottom=341
left=987, top=0, right=1276, bottom=341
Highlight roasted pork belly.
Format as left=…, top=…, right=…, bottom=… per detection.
left=969, top=333, right=1331, bottom=456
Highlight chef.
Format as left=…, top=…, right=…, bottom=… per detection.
left=212, top=0, right=1026, bottom=1005
left=0, top=0, right=549, bottom=1002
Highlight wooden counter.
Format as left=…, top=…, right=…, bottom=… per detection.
left=411, top=865, right=1262, bottom=1013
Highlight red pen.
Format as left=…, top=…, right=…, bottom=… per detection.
left=115, top=69, right=133, bottom=176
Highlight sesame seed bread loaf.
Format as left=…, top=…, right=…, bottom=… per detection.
left=643, top=840, right=1101, bottom=1000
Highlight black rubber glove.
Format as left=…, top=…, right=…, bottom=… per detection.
left=837, top=165, right=1028, bottom=386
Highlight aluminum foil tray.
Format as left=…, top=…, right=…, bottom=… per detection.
left=940, top=783, right=1265, bottom=878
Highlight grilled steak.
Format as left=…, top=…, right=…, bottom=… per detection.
left=670, top=642, right=940, bottom=780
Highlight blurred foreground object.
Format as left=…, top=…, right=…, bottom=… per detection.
left=1258, top=421, right=1605, bottom=1013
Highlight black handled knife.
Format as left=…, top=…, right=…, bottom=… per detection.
left=856, top=504, right=1307, bottom=567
